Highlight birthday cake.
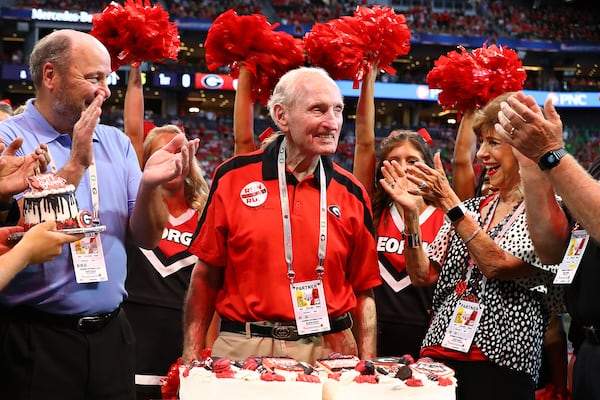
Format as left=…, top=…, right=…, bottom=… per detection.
left=22, top=173, right=81, bottom=231
left=176, top=354, right=456, bottom=400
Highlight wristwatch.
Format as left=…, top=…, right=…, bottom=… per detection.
left=538, top=148, right=568, bottom=171
left=445, top=204, right=467, bottom=224
left=404, top=232, right=421, bottom=248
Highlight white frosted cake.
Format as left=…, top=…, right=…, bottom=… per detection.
left=179, top=370, right=323, bottom=400
left=176, top=355, right=456, bottom=400
left=23, top=173, right=81, bottom=231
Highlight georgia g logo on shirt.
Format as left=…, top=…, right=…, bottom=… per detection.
left=240, top=181, right=268, bottom=207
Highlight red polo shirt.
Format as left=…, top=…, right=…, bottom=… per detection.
left=190, top=136, right=381, bottom=322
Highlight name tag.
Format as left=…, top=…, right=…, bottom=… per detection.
left=71, top=233, right=108, bottom=283
left=442, top=299, right=484, bottom=353
left=554, top=230, right=588, bottom=285
left=290, top=279, right=330, bottom=335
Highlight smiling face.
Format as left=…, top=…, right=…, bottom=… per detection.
left=50, top=34, right=112, bottom=127
left=476, top=128, right=520, bottom=192
left=276, top=72, right=344, bottom=157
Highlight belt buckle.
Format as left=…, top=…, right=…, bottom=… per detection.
left=271, top=325, right=298, bottom=340
left=76, top=315, right=102, bottom=332
left=77, top=316, right=92, bottom=332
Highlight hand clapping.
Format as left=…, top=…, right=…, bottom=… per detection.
left=142, top=133, right=199, bottom=186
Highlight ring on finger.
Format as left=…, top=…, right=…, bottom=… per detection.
left=510, top=126, right=517, bottom=136
left=388, top=181, right=396, bottom=189
left=418, top=181, right=427, bottom=190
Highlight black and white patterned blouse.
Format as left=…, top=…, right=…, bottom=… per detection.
left=424, top=194, right=559, bottom=383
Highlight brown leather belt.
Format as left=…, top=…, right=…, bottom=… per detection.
left=220, top=312, right=353, bottom=341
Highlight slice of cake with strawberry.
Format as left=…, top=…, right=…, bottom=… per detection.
left=22, top=173, right=82, bottom=231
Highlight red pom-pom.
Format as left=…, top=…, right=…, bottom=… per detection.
left=204, top=9, right=304, bottom=105
left=160, top=358, right=182, bottom=399
left=426, top=42, right=527, bottom=114
left=90, top=0, right=180, bottom=71
left=305, top=5, right=411, bottom=89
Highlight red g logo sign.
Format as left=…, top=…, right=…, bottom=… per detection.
left=78, top=210, right=94, bottom=228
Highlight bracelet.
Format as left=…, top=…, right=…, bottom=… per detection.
left=463, top=227, right=482, bottom=245
left=404, top=232, right=421, bottom=248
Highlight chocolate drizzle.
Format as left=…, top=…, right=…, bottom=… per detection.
left=23, top=191, right=80, bottom=230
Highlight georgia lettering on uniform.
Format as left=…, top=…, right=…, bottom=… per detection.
left=161, top=228, right=193, bottom=246
left=377, top=236, right=430, bottom=254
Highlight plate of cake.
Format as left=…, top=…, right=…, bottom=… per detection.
left=8, top=173, right=106, bottom=240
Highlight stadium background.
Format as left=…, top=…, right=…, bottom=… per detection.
left=0, top=0, right=598, bottom=180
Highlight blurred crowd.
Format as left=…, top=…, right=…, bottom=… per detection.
left=97, top=107, right=600, bottom=185
left=6, top=0, right=600, bottom=179
left=10, top=0, right=600, bottom=43
left=7, top=0, right=600, bottom=92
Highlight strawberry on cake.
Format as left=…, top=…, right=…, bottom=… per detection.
left=175, top=352, right=456, bottom=400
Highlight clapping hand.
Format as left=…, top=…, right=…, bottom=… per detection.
left=406, top=153, right=460, bottom=212
left=496, top=92, right=564, bottom=162
left=69, top=94, right=104, bottom=171
left=142, top=133, right=199, bottom=186
left=380, top=159, right=422, bottom=212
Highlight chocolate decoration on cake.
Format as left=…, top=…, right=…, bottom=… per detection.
left=23, top=173, right=81, bottom=231
left=394, top=365, right=413, bottom=380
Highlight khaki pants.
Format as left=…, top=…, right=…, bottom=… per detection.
left=212, top=328, right=357, bottom=364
